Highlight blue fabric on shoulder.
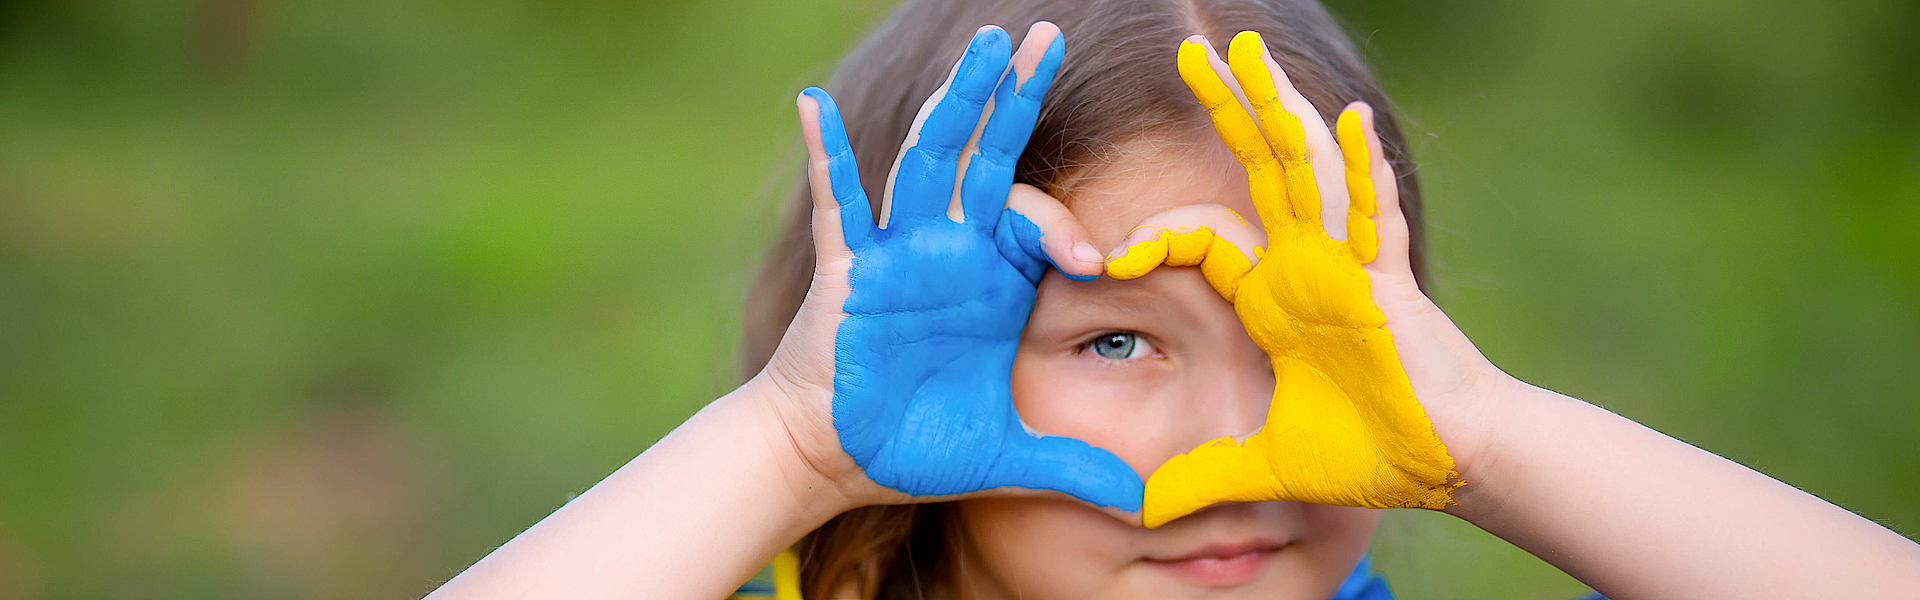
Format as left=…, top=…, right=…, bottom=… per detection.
left=730, top=580, right=775, bottom=599
left=1333, top=555, right=1393, bottom=600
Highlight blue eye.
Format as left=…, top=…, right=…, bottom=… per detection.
left=1088, top=332, right=1151, bottom=360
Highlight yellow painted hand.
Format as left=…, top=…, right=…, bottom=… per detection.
left=1109, top=32, right=1460, bottom=527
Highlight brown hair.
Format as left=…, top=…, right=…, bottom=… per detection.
left=741, top=0, right=1425, bottom=597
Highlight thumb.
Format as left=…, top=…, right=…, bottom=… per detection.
left=797, top=87, right=874, bottom=257
left=993, top=184, right=1105, bottom=283
left=1102, top=204, right=1262, bottom=302
left=1141, top=435, right=1275, bottom=528
left=986, top=432, right=1145, bottom=512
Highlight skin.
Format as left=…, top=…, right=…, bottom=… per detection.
left=949, top=145, right=1377, bottom=600
left=1121, top=34, right=1464, bottom=520
left=423, top=23, right=1920, bottom=600
left=810, top=23, right=1143, bottom=510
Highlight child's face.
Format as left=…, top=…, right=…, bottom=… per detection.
left=954, top=144, right=1378, bottom=600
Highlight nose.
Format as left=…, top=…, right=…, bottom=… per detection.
left=1158, top=345, right=1273, bottom=464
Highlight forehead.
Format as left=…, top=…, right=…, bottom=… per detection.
left=1056, top=142, right=1263, bottom=251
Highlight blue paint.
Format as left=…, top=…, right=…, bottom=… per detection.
left=995, top=207, right=1099, bottom=283
left=803, top=29, right=1141, bottom=510
left=1333, top=555, right=1395, bottom=600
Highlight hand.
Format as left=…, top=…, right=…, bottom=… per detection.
left=769, top=23, right=1144, bottom=511
left=1108, top=32, right=1503, bottom=527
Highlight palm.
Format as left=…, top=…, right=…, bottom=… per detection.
left=798, top=27, right=1142, bottom=511
left=835, top=217, right=1046, bottom=496
left=1237, top=232, right=1378, bottom=341
left=1125, top=32, right=1460, bottom=527
left=1224, top=210, right=1455, bottom=509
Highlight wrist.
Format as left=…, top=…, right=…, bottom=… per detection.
left=1441, top=376, right=1553, bottom=521
left=439, top=378, right=862, bottom=598
left=730, top=373, right=868, bottom=519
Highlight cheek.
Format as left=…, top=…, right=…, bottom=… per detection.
left=1300, top=504, right=1379, bottom=558
left=956, top=499, right=1137, bottom=596
left=1009, top=334, right=1274, bottom=478
left=1010, top=353, right=1166, bottom=476
left=1290, top=504, right=1380, bottom=592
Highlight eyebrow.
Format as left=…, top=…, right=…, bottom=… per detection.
left=1026, top=280, right=1211, bottom=346
left=1049, top=286, right=1180, bottom=322
left=1074, top=288, right=1163, bottom=315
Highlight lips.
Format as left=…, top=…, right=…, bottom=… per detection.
left=1143, top=539, right=1285, bottom=587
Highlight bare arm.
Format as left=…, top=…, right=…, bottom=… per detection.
left=1115, top=30, right=1920, bottom=598
left=423, top=23, right=1133, bottom=600
left=425, top=382, right=849, bottom=600
left=1448, top=379, right=1920, bottom=598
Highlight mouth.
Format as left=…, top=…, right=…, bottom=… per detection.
left=1142, top=539, right=1286, bottom=587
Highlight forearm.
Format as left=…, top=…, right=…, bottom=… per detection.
left=1448, top=381, right=1920, bottom=598
left=427, top=380, right=853, bottom=600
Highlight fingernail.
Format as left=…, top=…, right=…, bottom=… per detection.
left=1072, top=241, right=1104, bottom=264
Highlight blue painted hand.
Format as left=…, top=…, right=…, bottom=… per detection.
left=798, top=26, right=1144, bottom=510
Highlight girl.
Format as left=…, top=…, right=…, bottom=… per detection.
left=426, top=0, right=1920, bottom=598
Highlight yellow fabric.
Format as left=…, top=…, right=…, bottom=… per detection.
left=1113, top=32, right=1460, bottom=529
left=773, top=548, right=802, bottom=600
left=731, top=549, right=804, bottom=600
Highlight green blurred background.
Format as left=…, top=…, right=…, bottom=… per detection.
left=0, top=0, right=1914, bottom=597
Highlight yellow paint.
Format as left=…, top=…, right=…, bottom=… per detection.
left=1337, top=110, right=1378, bottom=263
left=1221, top=32, right=1322, bottom=227
left=1128, top=33, right=1459, bottom=528
left=1107, top=227, right=1254, bottom=300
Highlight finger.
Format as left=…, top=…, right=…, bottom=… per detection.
left=1197, top=33, right=1260, bottom=131
left=798, top=88, right=873, bottom=251
left=987, top=431, right=1145, bottom=513
left=1148, top=361, right=1421, bottom=526
left=1345, top=101, right=1411, bottom=276
left=1141, top=436, right=1273, bottom=528
left=1225, top=31, right=1349, bottom=240
left=1335, top=105, right=1378, bottom=263
left=880, top=26, right=1012, bottom=227
left=994, top=184, right=1104, bottom=283
left=1177, top=36, right=1293, bottom=238
left=1228, top=30, right=1351, bottom=240
left=960, top=21, right=1064, bottom=228
left=1103, top=204, right=1262, bottom=302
